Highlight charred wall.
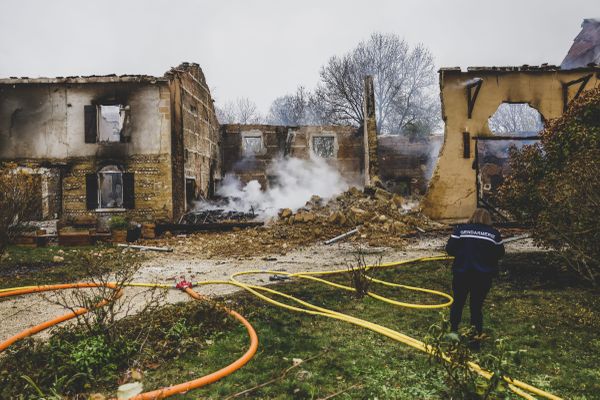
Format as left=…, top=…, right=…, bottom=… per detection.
left=0, top=79, right=174, bottom=223
left=378, top=135, right=442, bottom=195
left=423, top=65, right=600, bottom=221
left=221, top=124, right=288, bottom=188
left=220, top=124, right=363, bottom=189
left=166, top=63, right=221, bottom=217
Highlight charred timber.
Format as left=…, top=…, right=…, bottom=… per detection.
left=156, top=221, right=263, bottom=234
left=180, top=209, right=256, bottom=224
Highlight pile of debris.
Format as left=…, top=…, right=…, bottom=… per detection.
left=270, top=186, right=440, bottom=248
left=148, top=187, right=443, bottom=258
left=180, top=209, right=256, bottom=225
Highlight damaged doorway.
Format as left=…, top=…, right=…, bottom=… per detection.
left=475, top=103, right=543, bottom=219
left=185, top=178, right=197, bottom=210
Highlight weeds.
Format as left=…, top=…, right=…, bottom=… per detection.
left=43, top=249, right=166, bottom=343
left=425, top=313, right=517, bottom=399
left=347, top=246, right=381, bottom=299
left=20, top=374, right=76, bottom=400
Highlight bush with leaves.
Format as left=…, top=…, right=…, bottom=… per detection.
left=498, top=88, right=600, bottom=284
left=425, top=314, right=520, bottom=399
left=0, top=164, right=39, bottom=256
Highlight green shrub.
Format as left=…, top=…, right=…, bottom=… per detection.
left=165, top=318, right=191, bottom=341
left=498, top=88, right=600, bottom=285
left=425, top=314, right=517, bottom=399
left=108, top=216, right=129, bottom=230
left=66, top=334, right=136, bottom=377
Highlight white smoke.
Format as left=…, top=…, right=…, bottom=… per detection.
left=425, top=135, right=443, bottom=181
left=202, top=157, right=351, bottom=219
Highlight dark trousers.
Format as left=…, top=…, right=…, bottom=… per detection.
left=450, top=271, right=493, bottom=334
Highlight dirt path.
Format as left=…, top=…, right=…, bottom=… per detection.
left=0, top=235, right=540, bottom=342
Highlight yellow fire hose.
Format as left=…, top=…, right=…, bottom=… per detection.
left=0, top=255, right=561, bottom=399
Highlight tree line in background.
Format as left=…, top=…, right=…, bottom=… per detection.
left=216, top=33, right=441, bottom=139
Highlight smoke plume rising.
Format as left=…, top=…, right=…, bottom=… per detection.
left=199, top=157, right=352, bottom=219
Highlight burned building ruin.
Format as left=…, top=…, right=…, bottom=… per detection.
left=220, top=124, right=364, bottom=189
left=0, top=63, right=221, bottom=226
left=423, top=65, right=600, bottom=221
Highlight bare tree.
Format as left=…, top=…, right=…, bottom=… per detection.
left=268, top=86, right=309, bottom=126
left=488, top=103, right=544, bottom=135
left=268, top=86, right=337, bottom=126
left=46, top=249, right=167, bottom=341
left=313, top=32, right=439, bottom=134
left=0, top=165, right=38, bottom=256
left=216, top=97, right=264, bottom=124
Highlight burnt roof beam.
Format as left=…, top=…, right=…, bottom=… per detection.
left=562, top=73, right=593, bottom=112
left=466, top=79, right=483, bottom=119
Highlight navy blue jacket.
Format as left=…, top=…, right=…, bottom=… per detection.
left=445, top=223, right=505, bottom=274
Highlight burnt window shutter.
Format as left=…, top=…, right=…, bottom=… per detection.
left=123, top=173, right=135, bottom=209
left=85, top=174, right=99, bottom=210
left=463, top=132, right=471, bottom=158
left=84, top=105, right=97, bottom=143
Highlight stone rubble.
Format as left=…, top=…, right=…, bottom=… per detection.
left=140, top=187, right=444, bottom=258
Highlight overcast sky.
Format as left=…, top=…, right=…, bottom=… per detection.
left=0, top=0, right=596, bottom=113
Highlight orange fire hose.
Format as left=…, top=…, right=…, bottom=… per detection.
left=0, top=283, right=120, bottom=353
left=129, top=288, right=258, bottom=400
left=0, top=283, right=258, bottom=399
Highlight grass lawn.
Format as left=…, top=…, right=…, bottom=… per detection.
left=1, top=252, right=599, bottom=399
left=0, top=245, right=130, bottom=289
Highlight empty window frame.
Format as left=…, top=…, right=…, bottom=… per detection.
left=85, top=105, right=130, bottom=143
left=242, top=136, right=263, bottom=156
left=86, top=166, right=134, bottom=210
left=98, top=165, right=124, bottom=208
left=312, top=135, right=335, bottom=158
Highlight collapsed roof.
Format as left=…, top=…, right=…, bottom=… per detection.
left=562, top=18, right=600, bottom=69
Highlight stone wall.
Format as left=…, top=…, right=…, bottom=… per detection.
left=363, top=76, right=379, bottom=186
left=221, top=124, right=363, bottom=189
left=171, top=63, right=221, bottom=204
left=221, top=124, right=288, bottom=188
left=0, top=79, right=174, bottom=223
left=378, top=135, right=442, bottom=195
left=165, top=63, right=221, bottom=217
left=60, top=154, right=173, bottom=223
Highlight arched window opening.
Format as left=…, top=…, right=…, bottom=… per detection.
left=488, top=103, right=544, bottom=135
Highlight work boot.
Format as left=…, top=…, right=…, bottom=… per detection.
left=468, top=332, right=487, bottom=351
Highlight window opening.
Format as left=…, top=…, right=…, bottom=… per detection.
left=488, top=103, right=543, bottom=136
left=98, top=105, right=127, bottom=142
left=312, top=136, right=335, bottom=158
left=98, top=165, right=123, bottom=208
left=242, top=136, right=262, bottom=156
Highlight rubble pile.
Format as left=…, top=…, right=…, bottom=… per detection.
left=149, top=187, right=443, bottom=258
left=180, top=209, right=255, bottom=224
left=271, top=186, right=439, bottom=248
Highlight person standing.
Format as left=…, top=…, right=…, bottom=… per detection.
left=445, top=208, right=504, bottom=338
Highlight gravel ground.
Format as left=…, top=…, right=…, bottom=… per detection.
left=0, top=234, right=541, bottom=342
